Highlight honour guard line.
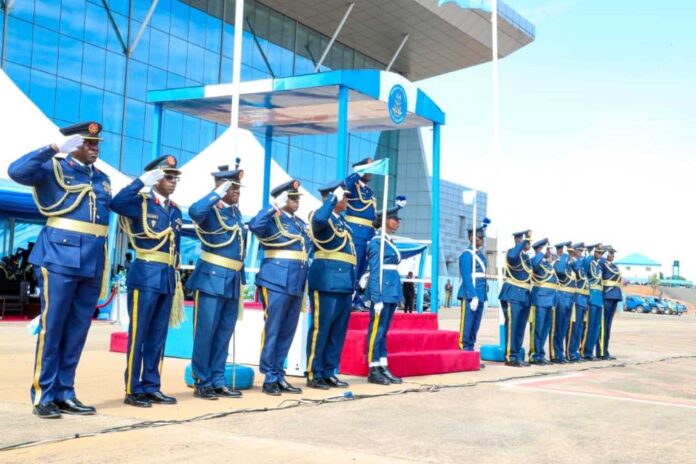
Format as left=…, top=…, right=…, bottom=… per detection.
left=10, top=121, right=623, bottom=418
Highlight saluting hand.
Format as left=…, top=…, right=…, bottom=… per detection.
left=57, top=135, right=84, bottom=154
left=332, top=185, right=346, bottom=201
left=274, top=190, right=289, bottom=209
left=139, top=169, right=165, bottom=188
left=214, top=180, right=233, bottom=197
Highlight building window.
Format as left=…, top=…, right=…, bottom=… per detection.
left=646, top=267, right=651, bottom=272
left=459, top=216, right=466, bottom=238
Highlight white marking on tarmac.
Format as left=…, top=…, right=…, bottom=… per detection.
left=501, top=374, right=696, bottom=410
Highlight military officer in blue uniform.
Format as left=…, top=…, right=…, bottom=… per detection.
left=552, top=241, right=574, bottom=363
left=112, top=155, right=183, bottom=407
left=581, top=243, right=605, bottom=361
left=499, top=230, right=532, bottom=367
left=249, top=179, right=311, bottom=396
left=568, top=243, right=589, bottom=362
left=365, top=204, right=405, bottom=385
left=344, top=158, right=377, bottom=309
left=457, top=226, right=488, bottom=352
left=528, top=238, right=557, bottom=365
left=187, top=163, right=247, bottom=400
left=599, top=246, right=622, bottom=360
left=9, top=122, right=110, bottom=418
left=305, top=180, right=356, bottom=389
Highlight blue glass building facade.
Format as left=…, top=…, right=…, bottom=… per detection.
left=0, top=0, right=399, bottom=196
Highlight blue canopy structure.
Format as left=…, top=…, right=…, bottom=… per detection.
left=148, top=69, right=447, bottom=312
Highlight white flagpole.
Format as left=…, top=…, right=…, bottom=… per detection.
left=379, top=173, right=389, bottom=293
left=229, top=0, right=245, bottom=152
left=471, top=190, right=477, bottom=284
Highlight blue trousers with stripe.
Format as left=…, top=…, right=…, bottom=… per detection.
left=502, top=300, right=531, bottom=363
left=552, top=302, right=572, bottom=361
left=582, top=304, right=603, bottom=358
left=306, top=291, right=352, bottom=379
left=567, top=303, right=587, bottom=361
left=529, top=305, right=553, bottom=362
left=366, top=302, right=397, bottom=365
left=598, top=299, right=619, bottom=358
left=31, top=267, right=100, bottom=405
left=458, top=298, right=485, bottom=351
left=258, top=287, right=302, bottom=383
left=191, top=291, right=239, bottom=389
left=124, top=289, right=173, bottom=395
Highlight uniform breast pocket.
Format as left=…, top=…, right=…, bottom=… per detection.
left=46, top=229, right=81, bottom=268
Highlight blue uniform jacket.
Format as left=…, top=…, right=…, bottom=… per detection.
left=8, top=146, right=111, bottom=278
left=600, top=258, right=623, bottom=301
left=111, top=179, right=182, bottom=294
left=186, top=191, right=246, bottom=299
left=498, top=240, right=531, bottom=304
left=554, top=253, right=575, bottom=307
left=584, top=256, right=604, bottom=306
left=366, top=233, right=403, bottom=304
left=457, top=247, right=488, bottom=301
left=307, top=193, right=356, bottom=294
left=572, top=257, right=589, bottom=308
left=531, top=254, right=558, bottom=307
left=249, top=206, right=311, bottom=297
left=344, top=172, right=376, bottom=243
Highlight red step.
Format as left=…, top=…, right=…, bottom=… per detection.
left=343, top=329, right=461, bottom=353
left=110, top=332, right=128, bottom=353
left=347, top=312, right=439, bottom=331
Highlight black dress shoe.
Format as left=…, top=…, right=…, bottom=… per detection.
left=124, top=393, right=152, bottom=408
left=367, top=366, right=390, bottom=385
left=380, top=367, right=403, bottom=384
left=278, top=379, right=302, bottom=394
left=262, top=381, right=281, bottom=396
left=55, top=398, right=96, bottom=415
left=194, top=386, right=219, bottom=400
left=324, top=376, right=349, bottom=388
left=505, top=361, right=522, bottom=367
left=551, top=359, right=567, bottom=364
left=214, top=386, right=242, bottom=398
left=145, top=391, right=177, bottom=404
left=306, top=377, right=330, bottom=390
left=33, top=401, right=61, bottom=419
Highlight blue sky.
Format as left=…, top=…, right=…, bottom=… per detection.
left=420, top=0, right=696, bottom=280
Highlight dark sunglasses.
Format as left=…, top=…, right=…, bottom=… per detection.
left=164, top=174, right=180, bottom=182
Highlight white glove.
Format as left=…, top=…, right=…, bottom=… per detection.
left=274, top=190, right=289, bottom=209
left=332, top=186, right=346, bottom=201
left=374, top=302, right=384, bottom=314
left=139, top=169, right=165, bottom=188
left=58, top=135, right=84, bottom=154
left=214, top=180, right=232, bottom=197
left=470, top=297, right=479, bottom=312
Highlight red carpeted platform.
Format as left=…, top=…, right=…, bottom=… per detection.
left=339, top=312, right=480, bottom=377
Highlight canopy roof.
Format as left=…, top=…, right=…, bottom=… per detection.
left=148, top=70, right=445, bottom=137
left=615, top=253, right=661, bottom=267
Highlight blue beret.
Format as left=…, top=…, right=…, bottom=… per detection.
left=352, top=157, right=372, bottom=168
left=532, top=238, right=548, bottom=249
left=144, top=154, right=180, bottom=174
left=318, top=179, right=345, bottom=195
left=271, top=179, right=302, bottom=197
left=60, top=121, right=103, bottom=141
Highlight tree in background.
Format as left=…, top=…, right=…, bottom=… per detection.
left=649, top=274, right=659, bottom=295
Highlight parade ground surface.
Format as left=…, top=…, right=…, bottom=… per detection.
left=1, top=295, right=695, bottom=463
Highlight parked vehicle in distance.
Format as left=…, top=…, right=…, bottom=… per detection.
left=662, top=299, right=687, bottom=316
left=673, top=302, right=687, bottom=316
left=643, top=296, right=669, bottom=314
left=624, top=295, right=649, bottom=313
